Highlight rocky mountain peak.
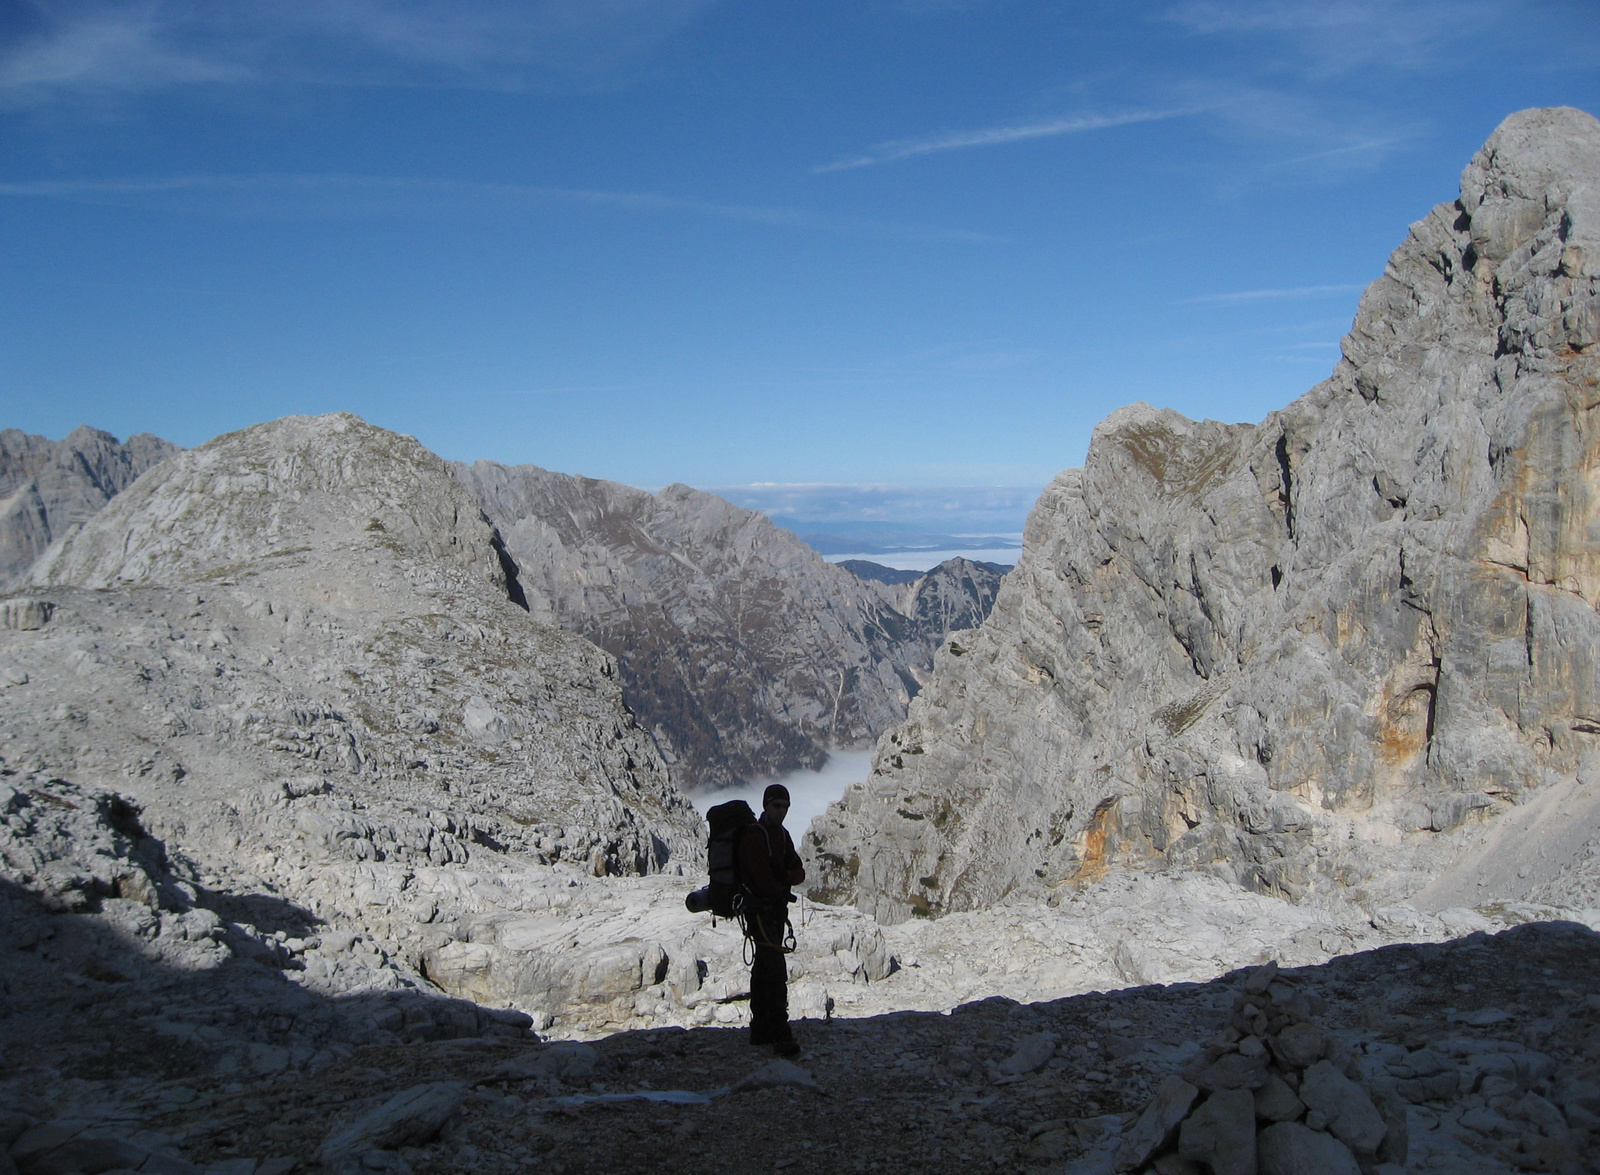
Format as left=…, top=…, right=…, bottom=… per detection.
left=1459, top=106, right=1600, bottom=269
left=8, top=410, right=701, bottom=893
left=32, top=412, right=515, bottom=599
left=807, top=105, right=1600, bottom=924
left=0, top=424, right=181, bottom=585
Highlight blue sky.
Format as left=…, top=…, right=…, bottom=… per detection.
left=1, top=2, right=1597, bottom=508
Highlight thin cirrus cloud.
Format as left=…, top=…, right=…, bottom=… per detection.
left=1271, top=133, right=1413, bottom=168
left=0, top=172, right=1003, bottom=243
left=0, top=7, right=252, bottom=93
left=1176, top=283, right=1365, bottom=305
left=812, top=108, right=1203, bottom=172
left=0, top=0, right=721, bottom=99
left=1161, top=0, right=1513, bottom=74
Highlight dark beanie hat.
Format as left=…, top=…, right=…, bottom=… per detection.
left=763, top=784, right=791, bottom=806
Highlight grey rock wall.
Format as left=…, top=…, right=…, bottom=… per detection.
left=0, top=425, right=180, bottom=584
left=11, top=412, right=702, bottom=883
left=455, top=461, right=1005, bottom=788
left=807, top=106, right=1600, bottom=923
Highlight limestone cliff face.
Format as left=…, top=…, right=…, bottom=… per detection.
left=879, top=558, right=1008, bottom=690
left=808, top=107, right=1600, bottom=923
left=0, top=425, right=180, bottom=584
left=455, top=462, right=1005, bottom=788
left=21, top=413, right=701, bottom=875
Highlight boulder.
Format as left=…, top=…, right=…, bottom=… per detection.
left=997, top=1032, right=1058, bottom=1076
left=1297, top=1060, right=1388, bottom=1158
left=1269, top=1023, right=1324, bottom=1069
left=1254, top=1073, right=1306, bottom=1123
left=1256, top=1122, right=1361, bottom=1175
left=317, top=1082, right=465, bottom=1162
left=0, top=598, right=53, bottom=629
left=499, top=1042, right=599, bottom=1084
left=1177, top=1088, right=1257, bottom=1175
left=1115, top=1075, right=1198, bottom=1172
left=1196, top=1051, right=1269, bottom=1091
left=729, top=1059, right=822, bottom=1095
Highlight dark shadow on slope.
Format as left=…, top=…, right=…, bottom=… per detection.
left=0, top=771, right=542, bottom=1116
left=489, top=530, right=530, bottom=611
left=434, top=918, right=1600, bottom=1174
left=0, top=874, right=531, bottom=1083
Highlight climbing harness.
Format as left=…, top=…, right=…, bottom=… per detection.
left=739, top=904, right=797, bottom=964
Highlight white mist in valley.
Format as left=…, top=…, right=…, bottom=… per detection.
left=690, top=749, right=874, bottom=838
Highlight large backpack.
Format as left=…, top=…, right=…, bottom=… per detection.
left=701, top=799, right=756, bottom=918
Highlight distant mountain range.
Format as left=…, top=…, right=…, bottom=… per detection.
left=0, top=426, right=181, bottom=584
left=839, top=559, right=1012, bottom=586
left=455, top=463, right=1009, bottom=788
left=770, top=517, right=1022, bottom=556
left=709, top=484, right=1037, bottom=540
left=0, top=424, right=1013, bottom=793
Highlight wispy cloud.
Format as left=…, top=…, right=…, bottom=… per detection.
left=0, top=0, right=720, bottom=102
left=0, top=7, right=251, bottom=92
left=0, top=172, right=1002, bottom=242
left=1163, top=0, right=1510, bottom=77
left=1272, top=134, right=1413, bottom=167
left=1146, top=2, right=1550, bottom=195
left=1176, top=283, right=1365, bottom=305
left=813, top=108, right=1202, bottom=172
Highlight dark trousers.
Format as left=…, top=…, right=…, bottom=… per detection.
left=746, top=911, right=790, bottom=1042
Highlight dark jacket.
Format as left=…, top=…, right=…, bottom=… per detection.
left=738, top=816, right=804, bottom=904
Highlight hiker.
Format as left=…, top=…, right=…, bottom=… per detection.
left=738, top=782, right=804, bottom=1056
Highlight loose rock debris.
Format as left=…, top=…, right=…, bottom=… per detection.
left=7, top=919, right=1600, bottom=1174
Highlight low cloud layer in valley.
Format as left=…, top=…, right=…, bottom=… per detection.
left=690, top=750, right=873, bottom=842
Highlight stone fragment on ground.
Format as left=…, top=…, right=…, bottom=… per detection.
left=1297, top=1059, right=1387, bottom=1157
left=1115, top=1075, right=1197, bottom=1170
left=728, top=1059, right=822, bottom=1096
left=1177, top=1086, right=1255, bottom=1175
left=317, top=1083, right=465, bottom=1164
left=996, top=1032, right=1057, bottom=1077
left=497, top=1043, right=598, bottom=1085
left=1256, top=1121, right=1361, bottom=1175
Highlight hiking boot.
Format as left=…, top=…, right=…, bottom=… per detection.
left=748, top=1026, right=774, bottom=1047
left=772, top=1033, right=800, bottom=1058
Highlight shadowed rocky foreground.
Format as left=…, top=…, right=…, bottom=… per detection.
left=6, top=877, right=1600, bottom=1175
